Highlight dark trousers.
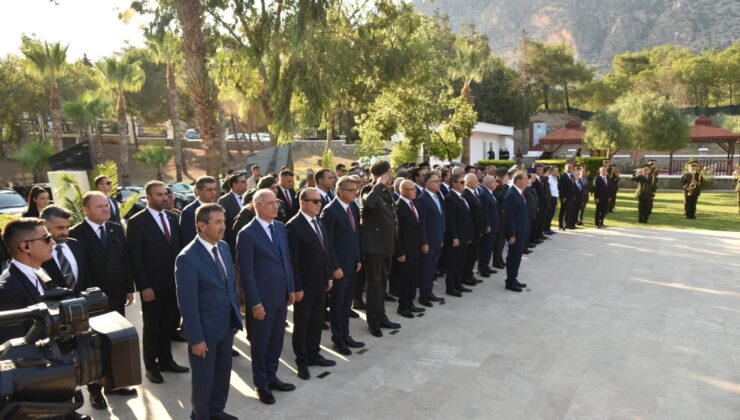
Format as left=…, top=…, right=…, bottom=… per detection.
left=292, top=289, right=326, bottom=367
left=545, top=197, right=558, bottom=232
left=248, top=304, right=287, bottom=388
left=493, top=224, right=506, bottom=267
left=609, top=187, right=618, bottom=211
left=330, top=268, right=355, bottom=345
left=558, top=197, right=569, bottom=229
left=362, top=253, right=390, bottom=329
left=444, top=241, right=467, bottom=292
left=684, top=192, right=699, bottom=218
left=478, top=231, right=495, bottom=274
left=188, top=333, right=234, bottom=419
left=142, top=287, right=178, bottom=371
left=353, top=267, right=365, bottom=303
left=578, top=196, right=588, bottom=223
left=595, top=197, right=609, bottom=226
left=638, top=195, right=651, bottom=222
left=392, top=256, right=419, bottom=310
left=463, top=235, right=480, bottom=279
left=505, top=238, right=525, bottom=282
left=568, top=196, right=580, bottom=227
left=419, top=245, right=441, bottom=298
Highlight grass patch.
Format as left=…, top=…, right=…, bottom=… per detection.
left=577, top=191, right=740, bottom=232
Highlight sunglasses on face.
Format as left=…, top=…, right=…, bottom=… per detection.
left=25, top=234, right=52, bottom=245
left=303, top=199, right=322, bottom=204
left=104, top=181, right=112, bottom=186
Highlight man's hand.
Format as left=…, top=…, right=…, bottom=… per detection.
left=507, top=236, right=516, bottom=245
left=288, top=292, right=296, bottom=306
left=421, top=244, right=429, bottom=254
left=325, top=280, right=333, bottom=292
left=397, top=255, right=406, bottom=263
left=140, top=288, right=155, bottom=302
left=333, top=268, right=344, bottom=280
left=192, top=341, right=208, bottom=358
left=295, top=291, right=304, bottom=302
left=125, top=293, right=135, bottom=306
left=452, top=239, right=460, bottom=248
left=252, top=304, right=266, bottom=321
left=355, top=262, right=362, bottom=272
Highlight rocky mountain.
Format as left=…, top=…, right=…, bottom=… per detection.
left=412, top=0, right=740, bottom=71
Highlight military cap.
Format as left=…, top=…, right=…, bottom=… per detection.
left=370, top=160, right=391, bottom=177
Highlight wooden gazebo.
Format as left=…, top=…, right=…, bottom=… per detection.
left=670, top=115, right=739, bottom=175
left=538, top=119, right=586, bottom=153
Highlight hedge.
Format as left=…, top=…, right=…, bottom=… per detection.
left=476, top=159, right=517, bottom=168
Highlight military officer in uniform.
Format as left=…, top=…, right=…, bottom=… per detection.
left=605, top=159, right=620, bottom=212
left=680, top=160, right=703, bottom=219
left=631, top=165, right=652, bottom=224
left=647, top=159, right=659, bottom=215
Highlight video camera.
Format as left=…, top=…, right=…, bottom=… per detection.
left=0, top=288, right=141, bottom=419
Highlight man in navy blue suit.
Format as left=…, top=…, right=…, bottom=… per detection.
left=504, top=172, right=530, bottom=292
left=180, top=176, right=220, bottom=246
left=175, top=204, right=243, bottom=420
left=478, top=175, right=500, bottom=278
left=415, top=172, right=446, bottom=307
left=237, top=189, right=296, bottom=405
left=321, top=176, right=365, bottom=355
left=443, top=173, right=474, bottom=297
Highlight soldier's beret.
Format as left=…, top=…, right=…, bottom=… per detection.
left=689, top=160, right=699, bottom=166
left=370, top=160, right=391, bottom=177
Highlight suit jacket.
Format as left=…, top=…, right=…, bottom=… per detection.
left=479, top=188, right=500, bottom=234
left=127, top=208, right=182, bottom=292
left=462, top=188, right=486, bottom=237
left=0, top=265, right=44, bottom=343
left=415, top=190, right=444, bottom=248
left=394, top=198, right=421, bottom=259
left=175, top=239, right=242, bottom=346
left=41, top=238, right=89, bottom=295
left=594, top=175, right=610, bottom=201
left=360, top=183, right=397, bottom=256
left=217, top=192, right=242, bottom=254
left=236, top=219, right=295, bottom=309
left=233, top=206, right=255, bottom=236
left=276, top=186, right=299, bottom=220
left=286, top=214, right=332, bottom=293
left=443, top=191, right=473, bottom=244
left=504, top=187, right=529, bottom=241
left=320, top=199, right=360, bottom=274
left=179, top=200, right=201, bottom=247
left=559, top=173, right=576, bottom=200
left=439, top=183, right=450, bottom=197
left=108, top=195, right=121, bottom=224
left=69, top=221, right=134, bottom=301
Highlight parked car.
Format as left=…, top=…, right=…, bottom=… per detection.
left=117, top=186, right=147, bottom=219
left=257, top=132, right=271, bottom=142
left=185, top=129, right=200, bottom=140
left=0, top=188, right=28, bottom=216
left=226, top=132, right=248, bottom=141
left=168, top=182, right=196, bottom=209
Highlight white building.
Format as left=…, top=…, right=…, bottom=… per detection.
left=468, top=122, right=515, bottom=163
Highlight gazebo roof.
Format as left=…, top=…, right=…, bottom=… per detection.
left=690, top=115, right=739, bottom=143
left=539, top=119, right=585, bottom=144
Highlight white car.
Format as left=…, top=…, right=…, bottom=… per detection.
left=0, top=188, right=28, bottom=216
left=226, top=132, right=248, bottom=141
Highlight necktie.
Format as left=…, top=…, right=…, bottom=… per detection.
left=520, top=192, right=526, bottom=203
left=211, top=246, right=227, bottom=284
left=311, top=219, right=325, bottom=249
left=98, top=225, right=107, bottom=247
left=33, top=269, right=50, bottom=295
left=56, top=245, right=75, bottom=289
left=236, top=195, right=243, bottom=209
left=346, top=206, right=356, bottom=232
left=268, top=224, right=282, bottom=258
left=460, top=193, right=469, bottom=210
left=284, top=189, right=292, bottom=209
left=603, top=176, right=607, bottom=184
left=432, top=193, right=442, bottom=214
left=408, top=201, right=419, bottom=222
left=159, top=212, right=171, bottom=244
left=109, top=197, right=117, bottom=218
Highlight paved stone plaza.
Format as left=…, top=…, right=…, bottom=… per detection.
left=80, top=227, right=740, bottom=419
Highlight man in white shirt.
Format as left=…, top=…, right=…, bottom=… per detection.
left=246, top=164, right=261, bottom=189
left=545, top=166, right=559, bottom=234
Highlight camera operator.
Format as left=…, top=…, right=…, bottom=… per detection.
left=0, top=218, right=90, bottom=419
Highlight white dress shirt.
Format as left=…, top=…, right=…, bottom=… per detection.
left=549, top=175, right=559, bottom=198
left=197, top=235, right=226, bottom=275
left=52, top=241, right=79, bottom=282
left=85, top=219, right=105, bottom=239
left=232, top=191, right=244, bottom=209
left=147, top=207, right=172, bottom=236
left=11, top=260, right=45, bottom=295
left=256, top=217, right=276, bottom=242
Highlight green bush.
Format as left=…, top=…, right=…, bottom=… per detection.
left=12, top=140, right=54, bottom=182
left=535, top=159, right=567, bottom=174
left=476, top=159, right=516, bottom=168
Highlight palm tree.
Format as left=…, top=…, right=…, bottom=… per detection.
left=95, top=56, right=145, bottom=185
left=134, top=145, right=171, bottom=181
left=147, top=32, right=185, bottom=181
left=63, top=93, right=111, bottom=163
left=174, top=0, right=221, bottom=178
left=20, top=36, right=69, bottom=152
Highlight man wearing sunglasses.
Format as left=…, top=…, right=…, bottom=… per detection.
left=94, top=175, right=120, bottom=224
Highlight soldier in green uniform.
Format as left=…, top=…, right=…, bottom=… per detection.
left=631, top=165, right=652, bottom=223
left=734, top=164, right=740, bottom=213
left=605, top=159, right=620, bottom=212
left=680, top=160, right=703, bottom=219
left=647, top=159, right=659, bottom=215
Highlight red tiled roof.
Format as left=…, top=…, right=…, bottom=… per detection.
left=690, top=115, right=739, bottom=143
left=539, top=119, right=585, bottom=144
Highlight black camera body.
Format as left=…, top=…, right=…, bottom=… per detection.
left=0, top=288, right=141, bottom=418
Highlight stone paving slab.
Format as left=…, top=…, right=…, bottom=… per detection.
left=78, top=227, right=740, bottom=419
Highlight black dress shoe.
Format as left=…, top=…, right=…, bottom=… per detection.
left=352, top=300, right=367, bottom=310
left=477, top=271, right=490, bottom=278
left=256, top=387, right=275, bottom=404
left=418, top=298, right=433, bottom=307
left=322, top=322, right=330, bottom=330
left=297, top=365, right=310, bottom=380
left=493, top=263, right=505, bottom=269
left=457, top=286, right=472, bottom=293
left=397, top=308, right=414, bottom=318
left=370, top=328, right=383, bottom=337
left=333, top=343, right=352, bottom=355
left=160, top=361, right=190, bottom=373
left=523, top=249, right=532, bottom=254
left=67, top=412, right=91, bottom=420
left=171, top=330, right=188, bottom=342
left=428, top=294, right=445, bottom=302
left=380, top=318, right=401, bottom=329
left=462, top=279, right=477, bottom=286
left=505, top=283, right=523, bottom=292
left=349, top=310, right=360, bottom=318
left=384, top=294, right=397, bottom=302
left=308, top=355, right=336, bottom=367
left=516, top=281, right=527, bottom=288
left=446, top=290, right=462, bottom=297
left=89, top=389, right=108, bottom=410
left=211, top=412, right=239, bottom=420
left=268, top=379, right=296, bottom=392
left=106, top=387, right=138, bottom=396
left=408, top=304, right=425, bottom=313
left=232, top=348, right=240, bottom=357
left=146, top=369, right=164, bottom=384
left=470, top=277, right=483, bottom=284
left=345, top=336, right=365, bottom=348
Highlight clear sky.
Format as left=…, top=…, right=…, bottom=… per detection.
left=0, top=0, right=147, bottom=61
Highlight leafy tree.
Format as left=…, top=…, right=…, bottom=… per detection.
left=20, top=36, right=70, bottom=152
left=12, top=140, right=54, bottom=182
left=714, top=42, right=740, bottom=106
left=95, top=56, right=146, bottom=184
left=0, top=55, right=47, bottom=155
left=612, top=92, right=689, bottom=153
left=62, top=93, right=111, bottom=163
left=470, top=56, right=533, bottom=129
left=582, top=109, right=628, bottom=157
left=134, top=144, right=171, bottom=180
left=674, top=53, right=717, bottom=108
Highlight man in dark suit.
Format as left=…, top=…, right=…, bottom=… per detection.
left=277, top=169, right=299, bottom=220
left=217, top=172, right=248, bottom=255
left=415, top=172, right=446, bottom=307
left=530, top=164, right=546, bottom=241
left=594, top=166, right=610, bottom=228
left=286, top=188, right=336, bottom=381
left=504, top=172, right=530, bottom=292
left=316, top=168, right=337, bottom=210
left=40, top=205, right=89, bottom=295
left=321, top=176, right=365, bottom=355
left=94, top=175, right=120, bottom=223
left=558, top=163, right=576, bottom=230
left=492, top=169, right=509, bottom=269
left=478, top=176, right=500, bottom=278
left=180, top=176, right=220, bottom=246
left=461, top=173, right=486, bottom=286
left=70, top=192, right=134, bottom=315
left=175, top=204, right=243, bottom=420
left=391, top=180, right=425, bottom=319
left=127, top=181, right=189, bottom=384
left=444, top=173, right=474, bottom=297
left=360, top=161, right=401, bottom=338
left=237, top=189, right=296, bottom=405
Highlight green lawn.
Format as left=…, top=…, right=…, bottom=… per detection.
left=577, top=191, right=740, bottom=232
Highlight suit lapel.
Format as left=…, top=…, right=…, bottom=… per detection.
left=12, top=265, right=42, bottom=301
left=301, top=215, right=325, bottom=249
left=252, top=221, right=281, bottom=259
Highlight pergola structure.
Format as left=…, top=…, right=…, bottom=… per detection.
left=683, top=115, right=739, bottom=175
left=538, top=119, right=586, bottom=154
